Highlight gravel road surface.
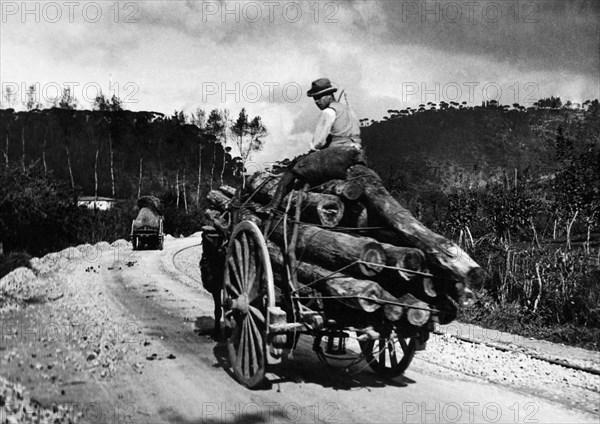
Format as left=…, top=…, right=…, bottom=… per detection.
left=1, top=236, right=598, bottom=423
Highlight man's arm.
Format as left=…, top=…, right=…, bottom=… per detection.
left=310, top=108, right=336, bottom=150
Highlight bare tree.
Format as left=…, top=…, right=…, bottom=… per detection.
left=137, top=157, right=143, bottom=198
left=219, top=109, right=231, bottom=187
left=85, top=114, right=101, bottom=202
left=5, top=114, right=13, bottom=167
left=25, top=85, right=37, bottom=110
left=108, top=122, right=115, bottom=197
left=93, top=93, right=123, bottom=198
left=205, top=109, right=226, bottom=190
left=42, top=123, right=49, bottom=173
left=176, top=169, right=180, bottom=208
left=191, top=108, right=207, bottom=206
left=230, top=109, right=267, bottom=187
left=183, top=167, right=188, bottom=213
left=20, top=115, right=27, bottom=170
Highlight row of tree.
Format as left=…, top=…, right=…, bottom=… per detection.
left=374, top=98, right=598, bottom=125
left=0, top=91, right=268, bottom=207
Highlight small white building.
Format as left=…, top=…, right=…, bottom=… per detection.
left=77, top=196, right=116, bottom=211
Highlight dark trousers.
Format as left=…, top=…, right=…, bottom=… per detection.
left=265, top=146, right=366, bottom=210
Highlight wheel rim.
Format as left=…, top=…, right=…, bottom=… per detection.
left=360, top=331, right=416, bottom=378
left=223, top=221, right=274, bottom=388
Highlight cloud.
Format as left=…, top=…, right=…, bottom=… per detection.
left=1, top=0, right=598, bottom=164
left=374, top=0, right=600, bottom=77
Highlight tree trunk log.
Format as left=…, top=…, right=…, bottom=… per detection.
left=267, top=241, right=405, bottom=321
left=219, top=185, right=237, bottom=197
left=245, top=172, right=281, bottom=203
left=207, top=189, right=232, bottom=210
left=284, top=192, right=345, bottom=227
left=340, top=202, right=369, bottom=228
left=317, top=179, right=364, bottom=200
left=268, top=221, right=424, bottom=280
left=347, top=164, right=484, bottom=288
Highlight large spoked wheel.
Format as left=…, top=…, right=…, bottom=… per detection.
left=222, top=221, right=275, bottom=389
left=359, top=331, right=417, bottom=378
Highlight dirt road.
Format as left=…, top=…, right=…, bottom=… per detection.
left=1, top=236, right=598, bottom=423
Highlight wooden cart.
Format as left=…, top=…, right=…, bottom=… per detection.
left=208, top=174, right=470, bottom=389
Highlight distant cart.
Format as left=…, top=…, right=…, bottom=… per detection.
left=131, top=196, right=164, bottom=250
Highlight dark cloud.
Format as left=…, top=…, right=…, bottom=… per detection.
left=374, top=0, right=599, bottom=77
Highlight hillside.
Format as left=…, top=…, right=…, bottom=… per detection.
left=362, top=103, right=599, bottom=195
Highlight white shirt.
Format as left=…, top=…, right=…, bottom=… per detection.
left=309, top=108, right=336, bottom=150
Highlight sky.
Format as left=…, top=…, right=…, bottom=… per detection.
left=1, top=0, right=599, bottom=164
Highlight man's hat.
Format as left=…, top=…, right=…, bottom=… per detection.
left=307, top=78, right=337, bottom=98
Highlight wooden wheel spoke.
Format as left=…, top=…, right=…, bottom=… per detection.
left=247, top=315, right=262, bottom=375
left=388, top=340, right=398, bottom=367
left=361, top=335, right=416, bottom=378
left=224, top=281, right=240, bottom=297
left=243, top=319, right=251, bottom=378
left=227, top=256, right=243, bottom=294
left=254, top=254, right=263, bottom=295
left=241, top=233, right=251, bottom=292
left=378, top=339, right=386, bottom=366
left=247, top=263, right=260, bottom=303
left=248, top=305, right=266, bottom=324
left=398, top=337, right=409, bottom=355
left=247, top=241, right=257, bottom=294
left=235, top=319, right=247, bottom=372
left=234, top=239, right=246, bottom=291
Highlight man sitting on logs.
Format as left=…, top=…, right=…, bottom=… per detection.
left=257, top=78, right=366, bottom=213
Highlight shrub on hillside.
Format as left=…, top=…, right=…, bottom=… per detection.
left=0, top=163, right=77, bottom=256
left=0, top=251, right=32, bottom=279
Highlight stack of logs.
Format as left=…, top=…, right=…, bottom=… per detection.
left=204, top=164, right=484, bottom=326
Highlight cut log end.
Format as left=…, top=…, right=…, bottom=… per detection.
left=219, top=185, right=237, bottom=197
left=385, top=248, right=424, bottom=280
left=359, top=242, right=386, bottom=277
left=316, top=197, right=344, bottom=227
left=407, top=304, right=430, bottom=327
left=339, top=181, right=364, bottom=201
left=403, top=251, right=424, bottom=271
left=398, top=294, right=431, bottom=326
